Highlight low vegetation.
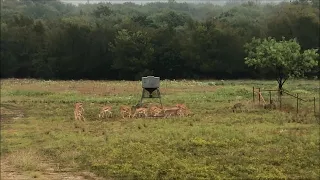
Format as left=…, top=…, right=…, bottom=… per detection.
left=1, top=79, right=319, bottom=179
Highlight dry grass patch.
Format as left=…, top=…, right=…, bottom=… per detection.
left=4, top=149, right=47, bottom=171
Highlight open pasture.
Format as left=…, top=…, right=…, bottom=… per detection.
left=1, top=79, right=319, bottom=179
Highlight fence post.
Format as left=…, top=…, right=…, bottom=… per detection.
left=296, top=93, right=299, bottom=114
left=314, top=97, right=316, bottom=116
left=253, top=87, right=255, bottom=103
left=269, top=91, right=271, bottom=104
left=258, top=88, right=261, bottom=105
left=279, top=90, right=282, bottom=110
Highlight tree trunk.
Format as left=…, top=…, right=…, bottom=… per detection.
left=277, top=68, right=286, bottom=96
left=278, top=80, right=283, bottom=95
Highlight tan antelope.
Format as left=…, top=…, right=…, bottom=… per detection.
left=119, top=105, right=133, bottom=118
left=149, top=106, right=164, bottom=117
left=232, top=103, right=245, bottom=113
left=163, top=107, right=180, bottom=118
left=175, top=103, right=190, bottom=117
left=132, top=107, right=148, bottom=118
left=98, top=105, right=113, bottom=118
left=74, top=102, right=85, bottom=121
left=264, top=100, right=277, bottom=110
left=175, top=103, right=187, bottom=109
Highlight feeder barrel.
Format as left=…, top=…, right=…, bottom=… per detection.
left=142, top=76, right=160, bottom=89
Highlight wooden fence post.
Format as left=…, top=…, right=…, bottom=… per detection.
left=269, top=91, right=271, bottom=104
left=258, top=88, right=261, bottom=105
left=279, top=90, right=282, bottom=110
left=253, top=87, right=255, bottom=103
left=296, top=93, right=299, bottom=114
left=314, top=97, right=316, bottom=116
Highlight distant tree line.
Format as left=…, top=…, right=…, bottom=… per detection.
left=1, top=0, right=319, bottom=80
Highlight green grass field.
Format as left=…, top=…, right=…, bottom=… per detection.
left=1, top=79, right=319, bottom=179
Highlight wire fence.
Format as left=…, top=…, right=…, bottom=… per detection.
left=252, top=87, right=318, bottom=117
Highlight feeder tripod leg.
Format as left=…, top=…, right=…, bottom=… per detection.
left=139, top=89, right=145, bottom=107
left=156, top=89, right=163, bottom=108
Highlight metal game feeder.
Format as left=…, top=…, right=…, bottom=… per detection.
left=137, top=76, right=163, bottom=108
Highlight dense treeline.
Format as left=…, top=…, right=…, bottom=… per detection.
left=1, top=0, right=319, bottom=80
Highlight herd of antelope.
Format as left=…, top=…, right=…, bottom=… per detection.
left=74, top=102, right=191, bottom=121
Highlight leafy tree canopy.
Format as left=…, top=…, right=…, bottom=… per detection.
left=0, top=1, right=319, bottom=80
left=244, top=37, right=318, bottom=92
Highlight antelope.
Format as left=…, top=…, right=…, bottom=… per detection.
left=175, top=103, right=187, bottom=110
left=120, top=105, right=133, bottom=118
left=132, top=107, right=148, bottom=118
left=149, top=105, right=163, bottom=117
left=99, top=105, right=113, bottom=118
left=163, top=107, right=180, bottom=118
left=74, top=102, right=85, bottom=121
left=175, top=103, right=189, bottom=117
left=264, top=100, right=276, bottom=110
left=232, top=103, right=245, bottom=113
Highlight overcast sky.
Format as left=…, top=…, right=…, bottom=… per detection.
left=60, top=0, right=290, bottom=6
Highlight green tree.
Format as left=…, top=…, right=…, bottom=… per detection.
left=311, top=0, right=320, bottom=8
left=244, top=37, right=319, bottom=94
left=92, top=5, right=112, bottom=18
left=157, top=11, right=189, bottom=29
left=1, top=0, right=319, bottom=80
left=266, top=3, right=319, bottom=50
left=109, top=29, right=154, bottom=80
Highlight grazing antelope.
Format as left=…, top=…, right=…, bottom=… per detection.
left=74, top=102, right=85, bottom=121
left=163, top=107, right=180, bottom=118
left=149, top=105, right=164, bottom=117
left=148, top=106, right=157, bottom=116
left=175, top=103, right=190, bottom=117
left=120, top=105, right=132, bottom=118
left=264, top=100, right=276, bottom=110
left=232, top=103, right=245, bottom=113
left=132, top=107, right=148, bottom=118
left=175, top=103, right=187, bottom=110
left=177, top=109, right=185, bottom=117
left=99, top=105, right=113, bottom=118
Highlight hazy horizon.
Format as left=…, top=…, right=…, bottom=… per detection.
left=61, top=0, right=291, bottom=6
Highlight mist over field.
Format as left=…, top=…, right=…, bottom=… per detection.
left=62, top=0, right=290, bottom=5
